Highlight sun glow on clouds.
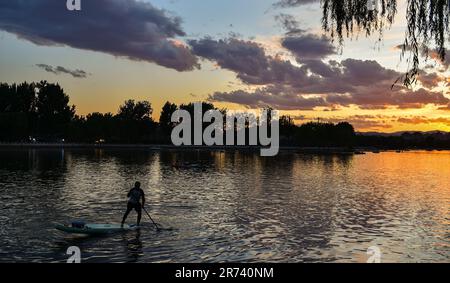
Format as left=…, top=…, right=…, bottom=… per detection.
left=0, top=0, right=450, bottom=132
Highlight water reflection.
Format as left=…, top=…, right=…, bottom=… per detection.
left=0, top=149, right=448, bottom=262
left=122, top=230, right=143, bottom=263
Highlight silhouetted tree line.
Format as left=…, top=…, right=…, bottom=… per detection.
left=0, top=81, right=388, bottom=148
left=280, top=116, right=356, bottom=147
left=0, top=81, right=75, bottom=141
left=0, top=81, right=158, bottom=143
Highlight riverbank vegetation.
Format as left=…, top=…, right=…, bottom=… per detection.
left=1, top=81, right=450, bottom=149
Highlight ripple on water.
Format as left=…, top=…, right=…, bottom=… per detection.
left=0, top=149, right=448, bottom=262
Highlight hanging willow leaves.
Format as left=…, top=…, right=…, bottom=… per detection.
left=320, top=0, right=450, bottom=87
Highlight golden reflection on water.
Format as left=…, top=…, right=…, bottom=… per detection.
left=0, top=149, right=448, bottom=262
left=292, top=151, right=450, bottom=262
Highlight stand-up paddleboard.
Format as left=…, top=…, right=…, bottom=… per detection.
left=56, top=221, right=139, bottom=235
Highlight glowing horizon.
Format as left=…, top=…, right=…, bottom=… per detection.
left=1, top=0, right=449, bottom=133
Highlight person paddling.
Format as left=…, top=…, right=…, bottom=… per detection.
left=121, top=181, right=145, bottom=227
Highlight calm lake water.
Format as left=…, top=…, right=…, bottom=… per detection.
left=0, top=148, right=448, bottom=263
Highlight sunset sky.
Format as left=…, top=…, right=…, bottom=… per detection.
left=1, top=0, right=450, bottom=132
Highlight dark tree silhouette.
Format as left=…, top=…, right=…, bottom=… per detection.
left=0, top=82, right=36, bottom=141
left=34, top=81, right=75, bottom=138
left=0, top=81, right=76, bottom=140
left=320, top=0, right=449, bottom=87
left=159, top=101, right=178, bottom=135
left=334, top=122, right=356, bottom=146
left=0, top=112, right=28, bottom=141
left=0, top=82, right=36, bottom=113
left=280, top=115, right=297, bottom=145
left=83, top=112, right=115, bottom=142
left=179, top=102, right=216, bottom=115
left=116, top=99, right=155, bottom=143
left=294, top=121, right=356, bottom=147
left=117, top=99, right=153, bottom=121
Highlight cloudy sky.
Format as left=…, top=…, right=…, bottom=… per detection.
left=1, top=0, right=449, bottom=132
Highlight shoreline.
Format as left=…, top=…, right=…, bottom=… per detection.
left=0, top=143, right=448, bottom=153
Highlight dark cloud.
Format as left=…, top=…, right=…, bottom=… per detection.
left=0, top=0, right=199, bottom=71
left=189, top=38, right=270, bottom=78
left=191, top=36, right=448, bottom=110
left=429, top=48, right=450, bottom=69
left=274, top=14, right=305, bottom=35
left=395, top=44, right=450, bottom=71
left=282, top=34, right=337, bottom=60
left=190, top=36, right=336, bottom=87
left=274, top=0, right=320, bottom=8
left=209, top=86, right=328, bottom=110
left=417, top=71, right=444, bottom=88
left=36, top=64, right=89, bottom=78
left=338, top=59, right=398, bottom=85
left=210, top=82, right=449, bottom=111
left=326, top=85, right=449, bottom=110
left=300, top=59, right=334, bottom=77
left=321, top=115, right=394, bottom=130
left=189, top=37, right=320, bottom=86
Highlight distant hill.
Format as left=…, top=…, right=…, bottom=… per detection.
left=356, top=130, right=450, bottom=149
left=358, top=131, right=450, bottom=137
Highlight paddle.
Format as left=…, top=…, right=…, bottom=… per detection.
left=142, top=206, right=161, bottom=231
